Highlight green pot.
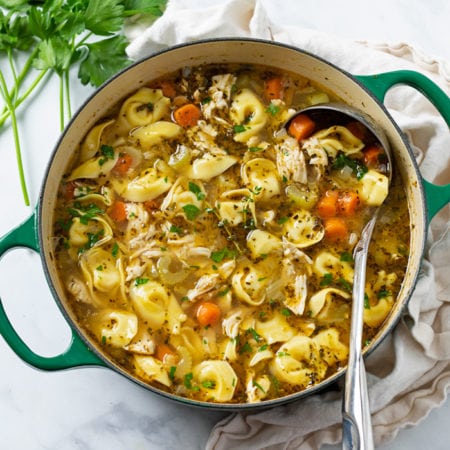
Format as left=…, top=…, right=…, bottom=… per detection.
left=1, top=38, right=449, bottom=410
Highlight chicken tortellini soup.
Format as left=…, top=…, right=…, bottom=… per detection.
left=53, top=64, right=410, bottom=403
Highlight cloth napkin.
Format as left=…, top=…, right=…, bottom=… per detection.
left=125, top=1, right=450, bottom=448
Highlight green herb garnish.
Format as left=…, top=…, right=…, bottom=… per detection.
left=332, top=154, right=368, bottom=180
left=233, top=124, right=247, bottom=134
left=134, top=277, right=149, bottom=286
left=210, top=247, right=237, bottom=263
left=0, top=0, right=167, bottom=205
left=182, top=204, right=201, bottom=220
left=266, top=102, right=280, bottom=116
left=319, top=273, right=333, bottom=287
left=188, top=181, right=206, bottom=200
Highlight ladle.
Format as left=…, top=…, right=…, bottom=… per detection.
left=286, top=104, right=392, bottom=450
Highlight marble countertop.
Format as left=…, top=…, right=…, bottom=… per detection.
left=1, top=1, right=449, bottom=449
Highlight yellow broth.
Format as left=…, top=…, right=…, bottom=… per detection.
left=53, top=64, right=410, bottom=403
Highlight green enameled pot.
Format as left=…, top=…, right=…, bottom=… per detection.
left=1, top=38, right=449, bottom=411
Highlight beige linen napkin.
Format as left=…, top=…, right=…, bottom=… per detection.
left=125, top=1, right=450, bottom=448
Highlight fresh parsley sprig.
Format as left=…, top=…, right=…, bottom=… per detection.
left=0, top=0, right=167, bottom=205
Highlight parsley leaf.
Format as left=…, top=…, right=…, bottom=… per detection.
left=332, top=154, right=368, bottom=180
left=210, top=247, right=237, bottom=263
left=78, top=35, right=131, bottom=86
left=188, top=181, right=206, bottom=200
left=182, top=204, right=201, bottom=221
left=84, top=0, right=124, bottom=36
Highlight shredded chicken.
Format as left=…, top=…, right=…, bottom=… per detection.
left=67, top=276, right=91, bottom=304
left=276, top=136, right=308, bottom=184
left=186, top=273, right=220, bottom=302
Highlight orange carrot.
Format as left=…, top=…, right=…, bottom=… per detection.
left=363, top=145, right=384, bottom=168
left=316, top=190, right=339, bottom=218
left=323, top=217, right=348, bottom=241
left=64, top=181, right=76, bottom=200
left=113, top=153, right=133, bottom=176
left=196, top=301, right=221, bottom=327
left=173, top=103, right=201, bottom=127
left=346, top=121, right=368, bottom=141
left=337, top=190, right=360, bottom=216
left=288, top=113, right=316, bottom=141
left=264, top=76, right=284, bottom=100
left=159, top=80, right=177, bottom=98
left=109, top=201, right=128, bottom=222
left=156, top=343, right=176, bottom=362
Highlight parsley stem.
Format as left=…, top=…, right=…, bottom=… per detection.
left=0, top=71, right=30, bottom=206
left=64, top=70, right=72, bottom=124
left=0, top=69, right=49, bottom=127
left=59, top=74, right=65, bottom=131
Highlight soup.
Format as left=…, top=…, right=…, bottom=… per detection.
left=52, top=63, right=409, bottom=403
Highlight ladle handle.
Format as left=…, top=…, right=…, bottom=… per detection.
left=0, top=211, right=105, bottom=370
left=356, top=70, right=450, bottom=221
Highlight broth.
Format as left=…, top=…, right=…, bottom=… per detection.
left=52, top=63, right=410, bottom=403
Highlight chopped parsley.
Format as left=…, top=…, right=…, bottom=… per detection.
left=266, top=102, right=280, bottom=116
left=319, top=273, right=333, bottom=287
left=188, top=181, right=206, bottom=200
left=98, top=144, right=115, bottom=166
left=134, top=277, right=149, bottom=286
left=210, top=247, right=237, bottom=263
left=182, top=204, right=201, bottom=220
left=332, top=154, right=368, bottom=180
left=68, top=202, right=104, bottom=225
left=233, top=124, right=247, bottom=134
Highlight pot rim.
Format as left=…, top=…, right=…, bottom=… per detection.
left=37, top=37, right=426, bottom=411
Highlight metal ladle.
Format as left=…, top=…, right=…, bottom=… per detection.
left=286, top=104, right=393, bottom=450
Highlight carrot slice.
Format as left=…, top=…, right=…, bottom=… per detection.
left=323, top=217, right=348, bottom=241
left=155, top=343, right=176, bottom=362
left=287, top=113, right=316, bottom=141
left=109, top=201, right=128, bottom=222
left=264, top=76, right=284, bottom=100
left=173, top=103, right=201, bottom=127
left=346, top=121, right=368, bottom=141
left=113, top=153, right=133, bottom=176
left=196, top=301, right=221, bottom=327
left=363, top=145, right=385, bottom=168
left=337, top=190, right=360, bottom=216
left=316, top=190, right=339, bottom=218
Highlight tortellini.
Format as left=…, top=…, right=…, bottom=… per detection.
left=185, top=153, right=238, bottom=180
left=231, top=264, right=268, bottom=306
left=283, top=210, right=325, bottom=248
left=241, top=158, right=281, bottom=201
left=359, top=169, right=389, bottom=206
left=313, top=251, right=354, bottom=283
left=80, top=119, right=114, bottom=162
left=113, top=167, right=173, bottom=202
left=246, top=229, right=282, bottom=259
left=130, top=120, right=183, bottom=149
left=270, top=335, right=327, bottom=387
left=68, top=150, right=119, bottom=181
left=92, top=309, right=138, bottom=348
left=134, top=354, right=172, bottom=387
left=230, top=88, right=267, bottom=143
left=79, top=247, right=125, bottom=302
left=309, top=125, right=364, bottom=157
left=217, top=188, right=257, bottom=228
left=193, top=360, right=238, bottom=402
left=130, top=280, right=169, bottom=330
left=118, top=87, right=170, bottom=129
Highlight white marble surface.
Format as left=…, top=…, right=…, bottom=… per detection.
left=0, top=1, right=449, bottom=449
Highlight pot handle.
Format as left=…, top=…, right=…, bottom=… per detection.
left=0, top=211, right=105, bottom=370
left=356, top=70, right=450, bottom=220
